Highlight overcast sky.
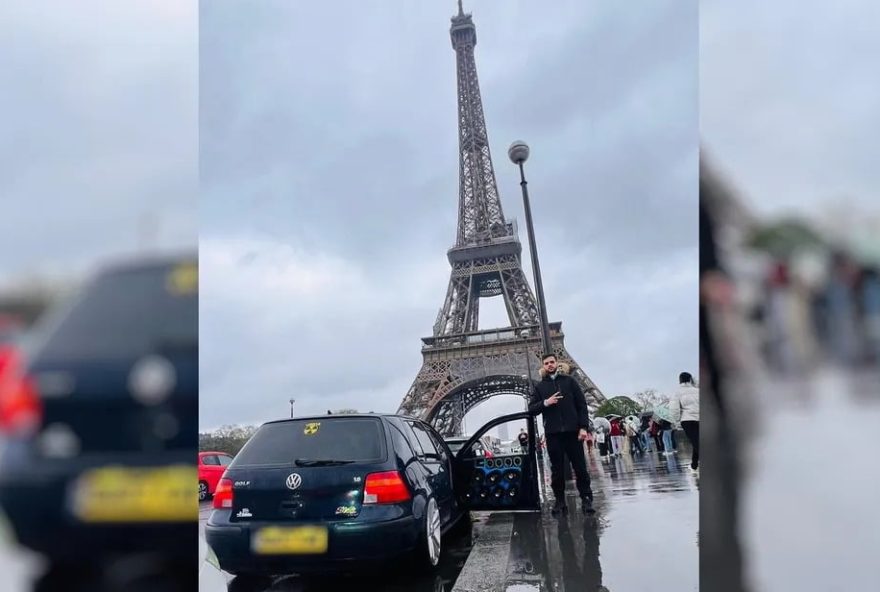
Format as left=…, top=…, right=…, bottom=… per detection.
left=0, top=0, right=196, bottom=289
left=199, top=0, right=698, bottom=432
left=701, top=0, right=879, bottom=220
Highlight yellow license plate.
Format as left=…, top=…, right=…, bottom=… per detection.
left=252, top=526, right=329, bottom=555
left=70, top=465, right=197, bottom=523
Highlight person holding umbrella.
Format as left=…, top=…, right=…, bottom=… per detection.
left=653, top=404, right=676, bottom=456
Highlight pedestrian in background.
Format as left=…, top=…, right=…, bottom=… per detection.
left=518, top=427, right=529, bottom=453
left=596, top=428, right=607, bottom=459
left=609, top=418, right=623, bottom=457
left=660, top=418, right=675, bottom=456
left=650, top=419, right=663, bottom=452
left=625, top=419, right=643, bottom=454
left=672, top=371, right=700, bottom=470
left=639, top=415, right=652, bottom=452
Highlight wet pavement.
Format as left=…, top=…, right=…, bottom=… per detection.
left=201, top=445, right=699, bottom=591
left=455, top=448, right=699, bottom=591
left=741, top=368, right=880, bottom=591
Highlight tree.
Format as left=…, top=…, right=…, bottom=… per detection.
left=595, top=396, right=642, bottom=418
left=199, top=424, right=259, bottom=456
left=632, top=389, right=668, bottom=411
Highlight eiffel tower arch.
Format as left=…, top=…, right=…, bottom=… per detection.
left=398, top=3, right=606, bottom=436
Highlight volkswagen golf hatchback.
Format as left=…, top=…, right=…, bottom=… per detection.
left=206, top=411, right=540, bottom=577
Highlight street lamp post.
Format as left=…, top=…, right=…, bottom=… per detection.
left=508, top=140, right=553, bottom=356
left=289, top=399, right=295, bottom=419
left=523, top=336, right=547, bottom=486
left=511, top=141, right=571, bottom=485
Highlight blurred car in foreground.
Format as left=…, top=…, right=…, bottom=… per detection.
left=0, top=254, right=198, bottom=586
left=206, top=412, right=539, bottom=581
left=199, top=450, right=234, bottom=501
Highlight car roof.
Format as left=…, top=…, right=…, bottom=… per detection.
left=262, top=413, right=421, bottom=426
left=199, top=450, right=232, bottom=456
left=96, top=251, right=197, bottom=277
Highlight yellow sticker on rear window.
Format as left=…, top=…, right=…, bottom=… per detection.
left=304, top=422, right=320, bottom=435
left=166, top=262, right=198, bottom=296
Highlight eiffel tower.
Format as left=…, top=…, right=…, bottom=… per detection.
left=397, top=2, right=606, bottom=436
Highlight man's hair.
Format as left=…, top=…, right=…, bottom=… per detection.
left=679, top=371, right=693, bottom=384
left=542, top=353, right=557, bottom=362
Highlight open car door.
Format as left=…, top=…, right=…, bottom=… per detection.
left=452, top=412, right=540, bottom=512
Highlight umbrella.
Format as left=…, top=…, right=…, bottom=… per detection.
left=592, top=417, right=611, bottom=434
left=848, top=231, right=880, bottom=266
left=652, top=404, right=674, bottom=423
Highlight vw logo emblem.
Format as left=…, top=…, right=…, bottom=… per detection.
left=286, top=473, right=302, bottom=490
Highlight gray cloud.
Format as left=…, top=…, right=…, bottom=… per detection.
left=1, top=0, right=197, bottom=283
left=701, top=0, right=880, bottom=217
left=200, top=0, right=698, bottom=430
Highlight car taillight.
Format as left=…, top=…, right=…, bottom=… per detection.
left=364, top=471, right=411, bottom=504
left=0, top=349, right=43, bottom=437
left=213, top=477, right=234, bottom=510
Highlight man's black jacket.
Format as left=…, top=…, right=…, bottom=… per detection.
left=528, top=370, right=590, bottom=434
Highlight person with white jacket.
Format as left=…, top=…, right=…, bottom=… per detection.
left=672, top=371, right=700, bottom=470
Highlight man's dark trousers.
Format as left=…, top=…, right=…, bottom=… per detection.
left=681, top=420, right=700, bottom=469
left=546, top=431, right=592, bottom=501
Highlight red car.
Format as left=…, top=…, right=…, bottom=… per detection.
left=199, top=451, right=233, bottom=502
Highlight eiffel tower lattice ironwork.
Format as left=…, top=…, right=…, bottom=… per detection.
left=397, top=3, right=606, bottom=436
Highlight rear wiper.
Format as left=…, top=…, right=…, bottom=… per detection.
left=294, top=459, right=355, bottom=467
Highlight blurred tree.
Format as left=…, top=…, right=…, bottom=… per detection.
left=748, top=219, right=826, bottom=259
left=596, top=396, right=642, bottom=418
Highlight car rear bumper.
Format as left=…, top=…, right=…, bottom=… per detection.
left=0, top=480, right=195, bottom=559
left=0, top=451, right=195, bottom=560
left=205, top=513, right=420, bottom=575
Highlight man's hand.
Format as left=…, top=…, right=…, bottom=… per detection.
left=544, top=392, right=563, bottom=406
left=578, top=428, right=588, bottom=441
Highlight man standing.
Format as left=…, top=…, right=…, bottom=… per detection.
left=672, top=371, right=700, bottom=470
left=528, top=354, right=595, bottom=515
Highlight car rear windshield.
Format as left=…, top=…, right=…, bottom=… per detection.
left=233, top=418, right=387, bottom=467
left=34, top=260, right=197, bottom=360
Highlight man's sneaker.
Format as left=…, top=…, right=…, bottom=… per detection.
left=551, top=500, right=568, bottom=516
left=581, top=497, right=596, bottom=514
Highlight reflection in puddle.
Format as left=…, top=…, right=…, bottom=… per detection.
left=520, top=450, right=698, bottom=591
